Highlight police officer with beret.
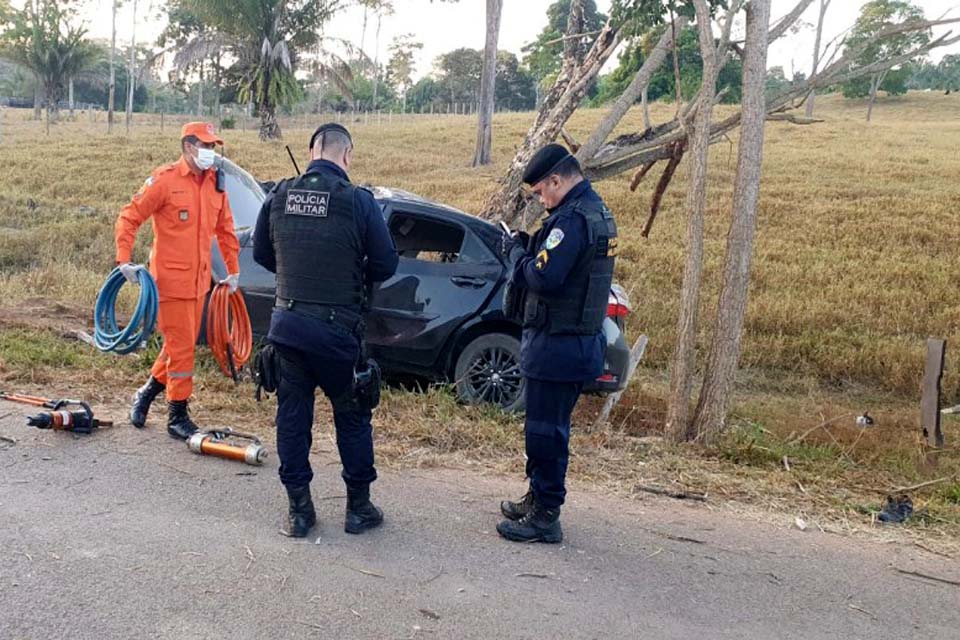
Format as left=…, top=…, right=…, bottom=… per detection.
left=497, top=143, right=617, bottom=544
left=252, top=123, right=398, bottom=538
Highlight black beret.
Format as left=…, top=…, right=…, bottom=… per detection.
left=522, top=143, right=573, bottom=185
left=309, top=122, right=352, bottom=150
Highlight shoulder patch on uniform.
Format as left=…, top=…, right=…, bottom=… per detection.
left=535, top=249, right=549, bottom=271
left=545, top=228, right=564, bottom=250
left=144, top=176, right=154, bottom=187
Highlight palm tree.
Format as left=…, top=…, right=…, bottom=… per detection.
left=185, top=0, right=341, bottom=140
left=0, top=0, right=97, bottom=134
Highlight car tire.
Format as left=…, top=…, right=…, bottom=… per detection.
left=454, top=333, right=526, bottom=413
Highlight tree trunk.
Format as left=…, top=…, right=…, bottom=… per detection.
left=473, top=0, right=503, bottom=167
left=805, top=0, right=829, bottom=119
left=214, top=53, right=222, bottom=117
left=108, top=0, right=117, bottom=132
left=372, top=13, right=384, bottom=110
left=360, top=6, right=368, bottom=64
left=197, top=60, right=204, bottom=116
left=68, top=78, right=74, bottom=118
left=665, top=1, right=719, bottom=443
left=577, top=21, right=686, bottom=162
left=259, top=104, right=281, bottom=141
left=482, top=17, right=620, bottom=223
left=866, top=70, right=887, bottom=123
left=125, top=0, right=137, bottom=133
left=33, top=82, right=42, bottom=121
left=641, top=87, right=651, bottom=130
left=692, top=0, right=772, bottom=441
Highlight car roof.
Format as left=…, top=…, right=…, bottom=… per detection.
left=369, top=186, right=504, bottom=259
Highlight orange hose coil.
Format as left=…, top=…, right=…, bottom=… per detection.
left=206, top=283, right=253, bottom=379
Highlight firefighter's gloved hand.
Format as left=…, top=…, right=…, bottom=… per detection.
left=219, top=273, right=240, bottom=294
left=500, top=231, right=528, bottom=262
left=117, top=262, right=140, bottom=285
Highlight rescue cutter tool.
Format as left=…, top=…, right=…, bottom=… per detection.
left=187, top=428, right=267, bottom=466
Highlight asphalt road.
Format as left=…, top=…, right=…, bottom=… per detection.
left=1, top=405, right=958, bottom=640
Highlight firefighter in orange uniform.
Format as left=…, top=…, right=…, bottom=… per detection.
left=115, top=122, right=241, bottom=440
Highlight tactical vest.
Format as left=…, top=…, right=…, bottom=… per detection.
left=270, top=171, right=364, bottom=309
left=523, top=198, right=617, bottom=335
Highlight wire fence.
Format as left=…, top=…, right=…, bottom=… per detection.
left=0, top=99, right=533, bottom=144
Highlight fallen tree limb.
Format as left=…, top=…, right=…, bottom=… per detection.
left=636, top=484, right=708, bottom=502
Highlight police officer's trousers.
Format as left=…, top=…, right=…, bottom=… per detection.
left=274, top=343, right=377, bottom=490
left=524, top=378, right=583, bottom=509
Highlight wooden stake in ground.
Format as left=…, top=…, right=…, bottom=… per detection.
left=922, top=338, right=946, bottom=448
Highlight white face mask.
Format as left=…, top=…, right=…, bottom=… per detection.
left=195, top=147, right=217, bottom=170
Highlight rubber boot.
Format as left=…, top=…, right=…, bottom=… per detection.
left=130, top=376, right=165, bottom=429
left=500, top=488, right=534, bottom=521
left=496, top=500, right=563, bottom=544
left=344, top=485, right=383, bottom=534
left=167, top=399, right=199, bottom=441
left=279, top=484, right=317, bottom=538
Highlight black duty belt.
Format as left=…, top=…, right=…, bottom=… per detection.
left=276, top=298, right=364, bottom=335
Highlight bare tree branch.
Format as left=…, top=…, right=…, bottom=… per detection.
left=576, top=17, right=688, bottom=162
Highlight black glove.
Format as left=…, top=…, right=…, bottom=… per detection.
left=500, top=230, right=529, bottom=261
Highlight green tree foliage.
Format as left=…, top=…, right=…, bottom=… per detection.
left=908, top=55, right=960, bottom=92
left=430, top=48, right=536, bottom=112
left=592, top=26, right=742, bottom=106
left=495, top=51, right=536, bottom=111
left=840, top=0, right=929, bottom=99
left=521, top=0, right=606, bottom=84
left=184, top=0, right=340, bottom=140
left=385, top=33, right=422, bottom=110
left=0, top=0, right=97, bottom=124
left=406, top=76, right=441, bottom=112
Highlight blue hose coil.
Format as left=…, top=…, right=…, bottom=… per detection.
left=93, top=266, right=159, bottom=354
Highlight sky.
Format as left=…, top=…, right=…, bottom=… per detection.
left=66, top=0, right=960, bottom=81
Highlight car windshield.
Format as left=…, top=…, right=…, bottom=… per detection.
left=221, top=158, right=266, bottom=231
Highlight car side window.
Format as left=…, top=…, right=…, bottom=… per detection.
left=389, top=212, right=464, bottom=264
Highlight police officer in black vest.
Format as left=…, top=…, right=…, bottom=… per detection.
left=498, top=144, right=617, bottom=544
left=252, top=123, right=398, bottom=538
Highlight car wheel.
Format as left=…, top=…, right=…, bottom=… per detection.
left=454, top=333, right=525, bottom=413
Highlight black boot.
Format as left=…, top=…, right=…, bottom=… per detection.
left=279, top=484, right=317, bottom=538
left=500, top=488, right=534, bottom=521
left=167, top=400, right=199, bottom=440
left=130, top=377, right=165, bottom=428
left=345, top=485, right=383, bottom=534
left=496, top=500, right=563, bottom=544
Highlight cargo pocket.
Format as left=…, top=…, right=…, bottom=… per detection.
left=525, top=419, right=562, bottom=459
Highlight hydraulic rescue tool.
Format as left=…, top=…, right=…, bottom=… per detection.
left=186, top=428, right=267, bottom=466
left=0, top=393, right=112, bottom=434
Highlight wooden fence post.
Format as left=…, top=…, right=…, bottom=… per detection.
left=922, top=338, right=946, bottom=448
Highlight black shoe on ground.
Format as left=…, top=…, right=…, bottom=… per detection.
left=345, top=484, right=383, bottom=534
left=166, top=399, right=199, bottom=440
left=130, top=376, right=165, bottom=428
left=496, top=501, right=562, bottom=544
left=500, top=488, right=534, bottom=521
left=280, top=484, right=317, bottom=538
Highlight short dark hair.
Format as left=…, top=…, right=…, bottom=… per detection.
left=309, top=123, right=353, bottom=153
left=551, top=155, right=582, bottom=180
left=181, top=134, right=200, bottom=148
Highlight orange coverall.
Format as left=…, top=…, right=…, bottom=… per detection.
left=115, top=157, right=241, bottom=401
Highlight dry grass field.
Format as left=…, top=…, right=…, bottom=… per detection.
left=1, top=92, right=959, bottom=546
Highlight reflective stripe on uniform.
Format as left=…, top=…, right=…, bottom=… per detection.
left=168, top=371, right=194, bottom=379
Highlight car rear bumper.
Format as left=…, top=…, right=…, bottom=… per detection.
left=584, top=317, right=630, bottom=395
